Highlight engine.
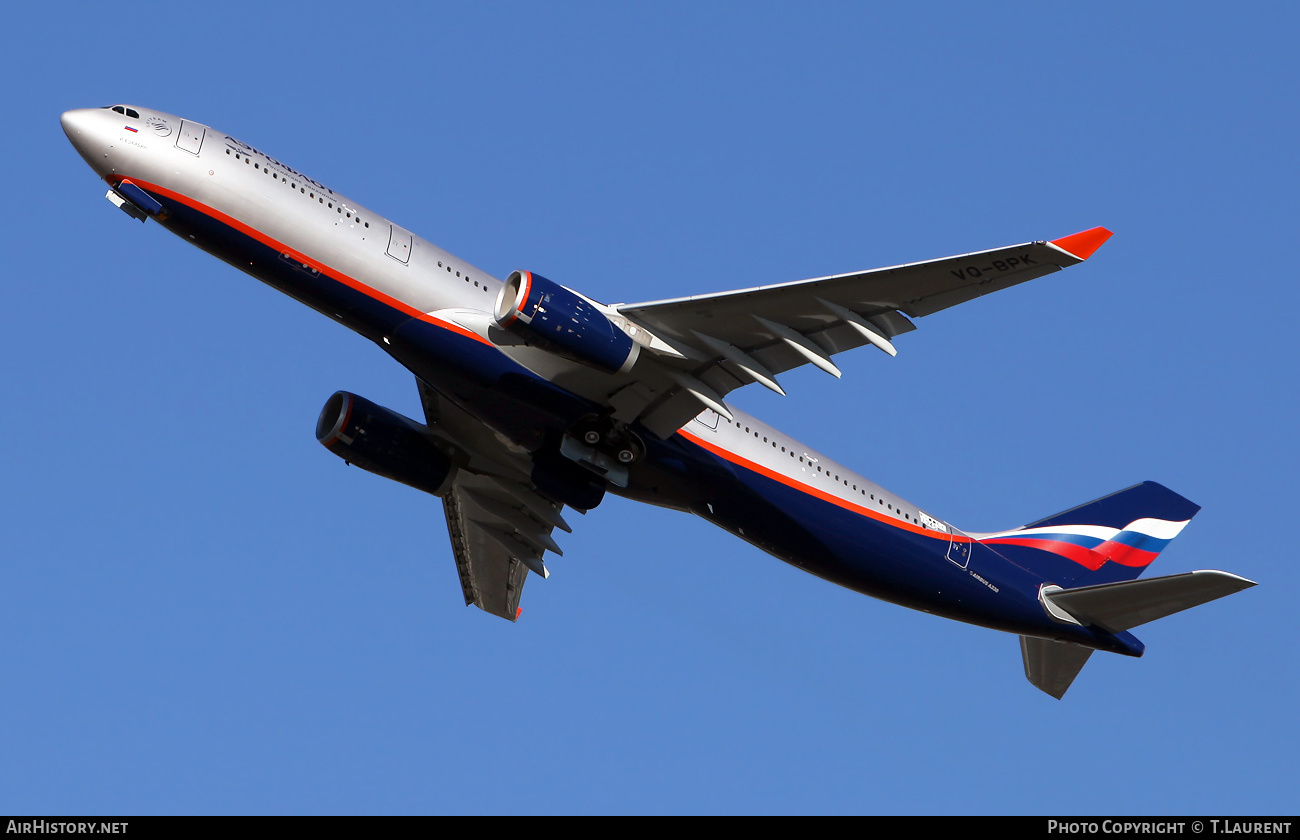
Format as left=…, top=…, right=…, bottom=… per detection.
left=316, top=391, right=456, bottom=497
left=494, top=270, right=638, bottom=373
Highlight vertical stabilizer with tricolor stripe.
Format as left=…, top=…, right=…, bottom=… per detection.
left=975, top=481, right=1201, bottom=587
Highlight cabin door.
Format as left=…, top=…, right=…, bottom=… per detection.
left=946, top=528, right=972, bottom=569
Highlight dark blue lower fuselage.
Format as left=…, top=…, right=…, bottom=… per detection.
left=146, top=180, right=1144, bottom=657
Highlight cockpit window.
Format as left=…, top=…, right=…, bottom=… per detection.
left=109, top=106, right=140, bottom=119
left=112, top=106, right=125, bottom=114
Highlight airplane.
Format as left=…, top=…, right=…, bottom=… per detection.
left=61, top=104, right=1255, bottom=698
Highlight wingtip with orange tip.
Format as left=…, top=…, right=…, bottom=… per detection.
left=1050, top=227, right=1113, bottom=260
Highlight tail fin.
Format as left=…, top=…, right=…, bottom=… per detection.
left=1021, top=570, right=1256, bottom=698
left=978, top=481, right=1201, bottom=587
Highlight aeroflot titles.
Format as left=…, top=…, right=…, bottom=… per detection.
left=222, top=134, right=335, bottom=196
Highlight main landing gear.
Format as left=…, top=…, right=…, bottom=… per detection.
left=559, top=415, right=646, bottom=487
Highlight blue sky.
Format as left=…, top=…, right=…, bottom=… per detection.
left=4, top=2, right=1297, bottom=815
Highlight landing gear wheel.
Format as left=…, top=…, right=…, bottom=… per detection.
left=568, top=415, right=646, bottom=465
left=572, top=416, right=607, bottom=448
left=607, top=429, right=646, bottom=465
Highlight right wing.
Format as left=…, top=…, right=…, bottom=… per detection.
left=441, top=471, right=570, bottom=621
left=417, top=380, right=573, bottom=621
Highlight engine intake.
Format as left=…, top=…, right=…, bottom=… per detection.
left=494, top=270, right=638, bottom=373
left=316, top=391, right=456, bottom=497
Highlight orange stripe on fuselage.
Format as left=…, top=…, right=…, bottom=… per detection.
left=113, top=175, right=494, bottom=348
left=118, top=174, right=956, bottom=543
left=676, top=428, right=957, bottom=542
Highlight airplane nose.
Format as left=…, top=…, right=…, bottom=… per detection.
left=61, top=108, right=110, bottom=174
left=60, top=108, right=91, bottom=140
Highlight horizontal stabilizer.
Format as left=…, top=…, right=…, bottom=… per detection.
left=1021, top=636, right=1094, bottom=699
left=1045, top=570, right=1256, bottom=633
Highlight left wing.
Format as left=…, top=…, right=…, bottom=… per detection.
left=616, top=228, right=1111, bottom=436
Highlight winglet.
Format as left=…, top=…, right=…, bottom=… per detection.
left=1050, top=227, right=1113, bottom=261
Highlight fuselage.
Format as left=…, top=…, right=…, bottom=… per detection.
left=61, top=105, right=1143, bottom=656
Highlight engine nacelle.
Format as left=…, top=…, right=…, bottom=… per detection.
left=316, top=391, right=456, bottom=497
left=494, top=270, right=638, bottom=373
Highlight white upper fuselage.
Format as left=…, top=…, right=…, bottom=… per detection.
left=61, top=105, right=500, bottom=318
left=59, top=104, right=948, bottom=535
